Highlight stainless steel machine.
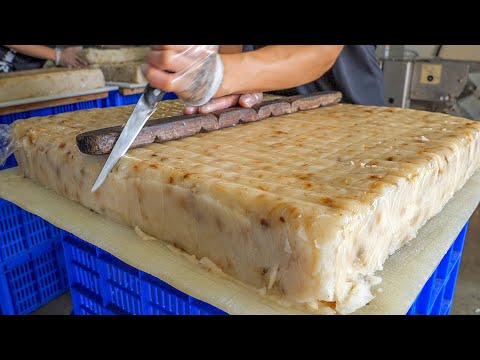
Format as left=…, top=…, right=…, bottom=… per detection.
left=381, top=53, right=480, bottom=120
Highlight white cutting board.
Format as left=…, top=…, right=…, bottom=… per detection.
left=0, top=167, right=478, bottom=315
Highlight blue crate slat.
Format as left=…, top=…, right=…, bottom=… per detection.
left=0, top=241, right=68, bottom=315
left=70, top=285, right=113, bottom=315
left=141, top=272, right=192, bottom=315
left=123, top=94, right=142, bottom=106
left=33, top=241, right=68, bottom=301
left=431, top=281, right=446, bottom=314
left=407, top=221, right=468, bottom=315
left=436, top=245, right=453, bottom=279
left=0, top=199, right=27, bottom=261
left=99, top=249, right=143, bottom=315
left=442, top=260, right=462, bottom=315
left=0, top=98, right=105, bottom=126
left=0, top=199, right=64, bottom=262
left=0, top=111, right=32, bottom=125
left=103, top=90, right=178, bottom=108
left=22, top=210, right=62, bottom=248
left=0, top=262, right=18, bottom=314
left=62, top=234, right=101, bottom=296
left=0, top=155, right=17, bottom=171
left=0, top=199, right=68, bottom=314
left=162, top=92, right=179, bottom=101
left=63, top=233, right=227, bottom=315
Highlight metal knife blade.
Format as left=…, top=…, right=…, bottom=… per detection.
left=91, top=85, right=165, bottom=192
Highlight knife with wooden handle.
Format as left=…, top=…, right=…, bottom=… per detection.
left=77, top=91, right=342, bottom=156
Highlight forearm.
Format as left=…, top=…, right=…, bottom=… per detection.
left=217, top=45, right=344, bottom=97
left=4, top=45, right=56, bottom=61
left=219, top=45, right=242, bottom=54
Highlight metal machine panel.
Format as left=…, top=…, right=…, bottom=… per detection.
left=383, top=60, right=413, bottom=108
left=410, top=61, right=470, bottom=102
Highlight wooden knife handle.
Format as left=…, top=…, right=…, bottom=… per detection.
left=76, top=91, right=342, bottom=155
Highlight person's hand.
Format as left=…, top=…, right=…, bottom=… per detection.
left=183, top=93, right=263, bottom=114
left=57, top=46, right=88, bottom=68
left=144, top=45, right=223, bottom=106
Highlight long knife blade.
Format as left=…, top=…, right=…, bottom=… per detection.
left=91, top=86, right=164, bottom=192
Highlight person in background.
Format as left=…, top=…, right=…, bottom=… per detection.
left=143, top=45, right=385, bottom=114
left=0, top=45, right=88, bottom=73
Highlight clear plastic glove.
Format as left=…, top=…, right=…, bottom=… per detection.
left=144, top=45, right=223, bottom=106
left=0, top=124, right=14, bottom=167
left=57, top=46, right=88, bottom=68
left=183, top=93, right=263, bottom=114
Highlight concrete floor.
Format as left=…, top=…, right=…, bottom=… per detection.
left=451, top=205, right=480, bottom=315
left=31, top=206, right=480, bottom=315
left=31, top=292, right=72, bottom=315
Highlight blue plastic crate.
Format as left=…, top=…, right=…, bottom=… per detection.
left=64, top=221, right=469, bottom=315
left=0, top=155, right=17, bottom=170
left=103, top=89, right=177, bottom=108
left=69, top=286, right=113, bottom=315
left=0, top=199, right=68, bottom=314
left=0, top=199, right=63, bottom=262
left=407, top=221, right=468, bottom=315
left=0, top=240, right=68, bottom=315
left=0, top=98, right=104, bottom=126
left=62, top=233, right=226, bottom=315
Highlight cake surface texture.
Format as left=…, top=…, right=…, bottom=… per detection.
left=11, top=101, right=480, bottom=313
left=95, top=61, right=146, bottom=83
left=0, top=68, right=105, bottom=102
left=80, top=47, right=149, bottom=65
